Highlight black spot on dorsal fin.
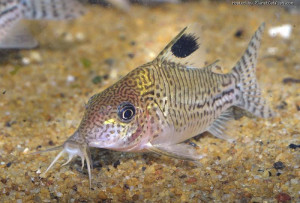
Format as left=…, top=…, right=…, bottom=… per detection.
left=171, top=34, right=199, bottom=58
left=155, top=23, right=206, bottom=68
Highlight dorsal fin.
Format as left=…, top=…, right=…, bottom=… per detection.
left=155, top=23, right=206, bottom=68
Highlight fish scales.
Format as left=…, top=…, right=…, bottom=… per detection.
left=35, top=23, right=274, bottom=188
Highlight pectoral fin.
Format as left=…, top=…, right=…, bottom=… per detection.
left=147, top=142, right=204, bottom=161
left=208, top=108, right=236, bottom=143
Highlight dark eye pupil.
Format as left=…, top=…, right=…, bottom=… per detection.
left=118, top=102, right=135, bottom=122
left=123, top=109, right=133, bottom=119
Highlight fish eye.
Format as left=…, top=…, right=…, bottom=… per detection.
left=118, top=102, right=135, bottom=122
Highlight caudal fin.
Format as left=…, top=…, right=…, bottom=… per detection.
left=231, top=23, right=274, bottom=118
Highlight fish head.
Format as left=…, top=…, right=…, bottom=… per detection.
left=79, top=88, right=144, bottom=150
left=77, top=65, right=158, bottom=150
left=39, top=66, right=159, bottom=187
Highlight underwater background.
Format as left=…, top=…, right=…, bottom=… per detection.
left=0, top=0, right=299, bottom=202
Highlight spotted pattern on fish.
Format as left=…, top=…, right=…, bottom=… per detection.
left=148, top=59, right=238, bottom=144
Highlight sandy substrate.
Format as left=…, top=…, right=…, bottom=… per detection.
left=0, top=1, right=299, bottom=202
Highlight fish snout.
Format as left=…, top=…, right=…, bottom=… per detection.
left=41, top=132, right=93, bottom=188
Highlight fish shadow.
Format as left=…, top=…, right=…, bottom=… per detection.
left=72, top=143, right=204, bottom=176
left=0, top=50, right=22, bottom=65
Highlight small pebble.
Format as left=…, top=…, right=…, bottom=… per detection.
left=67, top=75, right=75, bottom=82
left=22, top=57, right=31, bottom=65
left=104, top=58, right=115, bottom=66
left=56, top=192, right=63, bottom=197
left=251, top=197, right=262, bottom=202
left=81, top=58, right=92, bottom=68
left=282, top=77, right=300, bottom=84
left=274, top=161, right=285, bottom=170
left=92, top=76, right=103, bottom=84
left=262, top=170, right=270, bottom=178
left=234, top=29, right=244, bottom=38
left=110, top=69, right=118, bottom=80
left=23, top=148, right=29, bottom=153
left=132, top=194, right=139, bottom=201
left=5, top=121, right=12, bottom=127
left=148, top=51, right=156, bottom=59
left=288, top=143, right=300, bottom=149
left=98, top=191, right=107, bottom=199
left=128, top=53, right=135, bottom=58
left=1, top=179, right=7, bottom=184
left=290, top=178, right=298, bottom=185
left=124, top=184, right=130, bottom=189
left=275, top=193, right=291, bottom=202
left=186, top=177, right=197, bottom=183
left=72, top=185, right=78, bottom=191
left=113, top=160, right=120, bottom=168
left=103, top=74, right=109, bottom=80
left=34, top=195, right=42, bottom=202
left=267, top=47, right=278, bottom=54
left=268, top=24, right=292, bottom=39
left=75, top=32, right=86, bottom=41
left=64, top=33, right=74, bottom=42
left=30, top=51, right=42, bottom=62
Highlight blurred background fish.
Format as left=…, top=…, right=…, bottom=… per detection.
left=89, top=0, right=179, bottom=12
left=0, top=0, right=86, bottom=49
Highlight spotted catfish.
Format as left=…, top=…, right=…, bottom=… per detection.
left=0, top=0, right=85, bottom=48
left=36, top=23, right=274, bottom=187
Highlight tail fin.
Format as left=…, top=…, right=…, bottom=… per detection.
left=231, top=23, right=274, bottom=118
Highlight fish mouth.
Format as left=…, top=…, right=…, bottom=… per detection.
left=39, top=137, right=93, bottom=188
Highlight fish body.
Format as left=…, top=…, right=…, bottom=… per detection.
left=0, top=0, right=85, bottom=48
left=39, top=23, right=274, bottom=187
